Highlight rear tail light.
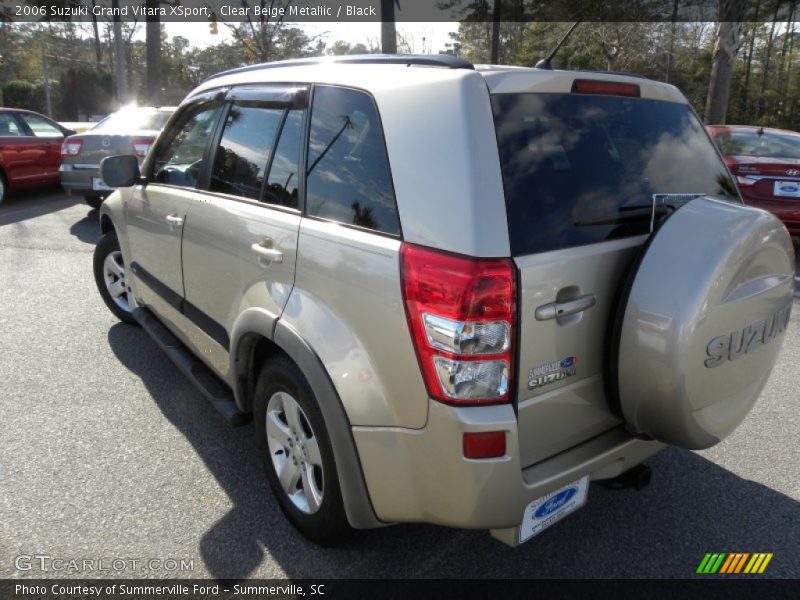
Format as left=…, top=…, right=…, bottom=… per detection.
left=736, top=175, right=757, bottom=186
left=572, top=79, right=640, bottom=97
left=400, top=243, right=515, bottom=406
left=132, top=139, right=152, bottom=158
left=61, top=139, right=82, bottom=156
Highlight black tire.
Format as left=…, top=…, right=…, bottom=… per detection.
left=84, top=195, right=104, bottom=209
left=253, top=354, right=351, bottom=545
left=93, top=231, right=137, bottom=325
left=0, top=171, right=7, bottom=206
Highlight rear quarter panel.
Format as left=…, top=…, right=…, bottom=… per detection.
left=282, top=218, right=428, bottom=429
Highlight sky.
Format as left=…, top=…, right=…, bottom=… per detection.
left=162, top=21, right=458, bottom=54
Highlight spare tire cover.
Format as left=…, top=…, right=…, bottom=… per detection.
left=616, top=197, right=794, bottom=449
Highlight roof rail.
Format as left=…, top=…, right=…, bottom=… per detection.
left=203, top=54, right=475, bottom=83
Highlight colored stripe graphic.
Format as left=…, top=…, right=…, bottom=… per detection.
left=733, top=553, right=750, bottom=573
left=719, top=554, right=736, bottom=574
left=758, top=553, right=773, bottom=573
left=744, top=553, right=774, bottom=574
left=698, top=552, right=773, bottom=574
left=697, top=553, right=727, bottom=573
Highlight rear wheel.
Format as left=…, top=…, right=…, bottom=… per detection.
left=93, top=231, right=137, bottom=324
left=253, top=355, right=351, bottom=545
left=0, top=172, right=7, bottom=206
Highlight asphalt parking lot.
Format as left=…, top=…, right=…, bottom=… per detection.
left=1, top=188, right=798, bottom=579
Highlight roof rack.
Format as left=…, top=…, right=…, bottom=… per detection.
left=203, top=54, right=475, bottom=83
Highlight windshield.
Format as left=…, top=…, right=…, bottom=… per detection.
left=492, top=93, right=738, bottom=256
left=713, top=130, right=800, bottom=159
left=92, top=108, right=172, bottom=133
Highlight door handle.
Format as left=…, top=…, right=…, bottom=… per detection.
left=165, top=214, right=183, bottom=227
left=535, top=294, right=596, bottom=321
left=251, top=238, right=283, bottom=264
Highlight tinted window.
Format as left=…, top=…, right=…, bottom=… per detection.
left=210, top=103, right=283, bottom=200
left=306, top=86, right=399, bottom=235
left=0, top=113, right=23, bottom=136
left=19, top=113, right=62, bottom=137
left=152, top=102, right=221, bottom=188
left=492, top=93, right=737, bottom=255
left=264, top=109, right=303, bottom=209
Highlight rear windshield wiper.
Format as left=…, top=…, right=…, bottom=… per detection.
left=575, top=193, right=705, bottom=231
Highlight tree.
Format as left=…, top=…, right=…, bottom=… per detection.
left=381, top=0, right=398, bottom=53
left=704, top=0, right=747, bottom=124
left=224, top=1, right=321, bottom=63
left=145, top=0, right=161, bottom=104
left=328, top=41, right=371, bottom=55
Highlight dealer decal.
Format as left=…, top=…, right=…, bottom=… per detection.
left=528, top=356, right=577, bottom=389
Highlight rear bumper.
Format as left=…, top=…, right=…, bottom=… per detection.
left=60, top=164, right=104, bottom=196
left=352, top=399, right=664, bottom=539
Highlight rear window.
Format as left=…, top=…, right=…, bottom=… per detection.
left=492, top=93, right=737, bottom=256
left=713, top=130, right=800, bottom=159
left=93, top=109, right=172, bottom=133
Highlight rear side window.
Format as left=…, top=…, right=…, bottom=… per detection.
left=19, top=113, right=63, bottom=137
left=306, top=85, right=399, bottom=236
left=210, top=103, right=284, bottom=200
left=0, top=113, right=23, bottom=136
left=492, top=93, right=737, bottom=255
left=152, top=102, right=221, bottom=188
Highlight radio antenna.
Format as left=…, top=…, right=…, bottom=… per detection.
left=535, top=19, right=582, bottom=70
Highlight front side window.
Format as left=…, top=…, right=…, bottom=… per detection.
left=264, top=109, right=303, bottom=209
left=152, top=102, right=221, bottom=188
left=210, top=103, right=284, bottom=200
left=19, top=113, right=63, bottom=137
left=306, top=86, right=399, bottom=235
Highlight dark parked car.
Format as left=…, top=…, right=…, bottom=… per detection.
left=60, top=106, right=175, bottom=208
left=0, top=108, right=74, bottom=205
left=708, top=125, right=800, bottom=236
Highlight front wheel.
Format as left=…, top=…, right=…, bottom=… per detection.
left=253, top=355, right=351, bottom=545
left=0, top=172, right=7, bottom=206
left=93, top=231, right=137, bottom=324
left=84, top=195, right=104, bottom=209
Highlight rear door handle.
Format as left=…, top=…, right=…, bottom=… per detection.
left=535, top=294, right=596, bottom=321
left=251, top=239, right=283, bottom=265
left=165, top=214, right=183, bottom=227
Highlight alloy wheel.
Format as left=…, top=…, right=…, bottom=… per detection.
left=102, top=250, right=132, bottom=314
left=265, top=391, right=324, bottom=514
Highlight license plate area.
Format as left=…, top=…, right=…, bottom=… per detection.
left=773, top=180, right=800, bottom=197
left=519, top=476, right=589, bottom=543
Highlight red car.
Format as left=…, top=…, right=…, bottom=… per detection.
left=707, top=125, right=800, bottom=236
left=0, top=108, right=74, bottom=205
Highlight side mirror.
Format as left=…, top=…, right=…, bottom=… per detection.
left=101, top=155, right=140, bottom=188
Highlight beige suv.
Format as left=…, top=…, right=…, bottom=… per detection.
left=94, top=55, right=794, bottom=546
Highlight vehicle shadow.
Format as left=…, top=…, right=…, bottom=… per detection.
left=69, top=207, right=102, bottom=245
left=106, top=323, right=799, bottom=580
left=0, top=187, right=78, bottom=226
